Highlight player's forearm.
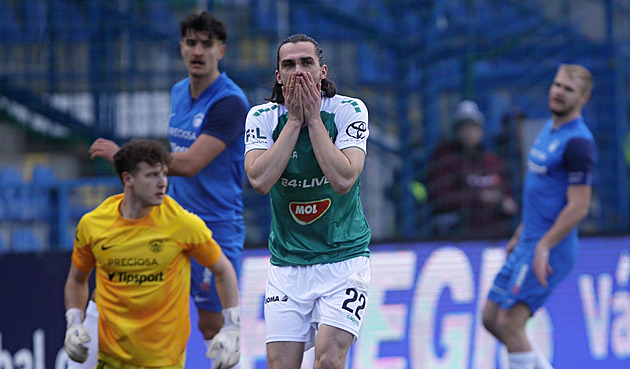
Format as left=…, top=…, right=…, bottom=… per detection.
left=168, top=134, right=227, bottom=176
left=214, top=267, right=239, bottom=309
left=245, top=124, right=300, bottom=194
left=308, top=125, right=361, bottom=194
left=246, top=148, right=292, bottom=194
left=537, top=201, right=589, bottom=250
left=168, top=152, right=202, bottom=177
left=64, top=278, right=89, bottom=311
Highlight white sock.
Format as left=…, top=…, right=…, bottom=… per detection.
left=527, top=333, right=553, bottom=369
left=67, top=300, right=99, bottom=369
left=508, top=351, right=536, bottom=369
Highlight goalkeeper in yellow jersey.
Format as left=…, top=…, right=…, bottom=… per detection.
left=63, top=139, right=240, bottom=369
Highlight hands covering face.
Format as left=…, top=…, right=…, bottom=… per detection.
left=282, top=71, right=321, bottom=126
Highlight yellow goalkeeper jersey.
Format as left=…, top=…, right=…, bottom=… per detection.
left=72, top=194, right=222, bottom=366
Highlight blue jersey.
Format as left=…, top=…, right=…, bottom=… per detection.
left=521, top=117, right=596, bottom=245
left=488, top=117, right=596, bottom=312
left=167, top=72, right=249, bottom=223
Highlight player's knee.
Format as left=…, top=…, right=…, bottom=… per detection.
left=267, top=350, right=300, bottom=369
left=314, top=350, right=346, bottom=369
left=266, top=352, right=281, bottom=369
left=481, top=306, right=499, bottom=336
left=482, top=314, right=497, bottom=335
left=493, top=313, right=521, bottom=338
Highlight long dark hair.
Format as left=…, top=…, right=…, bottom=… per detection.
left=266, top=34, right=337, bottom=104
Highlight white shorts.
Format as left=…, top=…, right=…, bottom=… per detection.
left=264, top=256, right=370, bottom=350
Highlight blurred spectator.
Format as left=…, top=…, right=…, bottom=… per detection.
left=427, top=100, right=519, bottom=238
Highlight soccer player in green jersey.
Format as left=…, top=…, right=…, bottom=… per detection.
left=244, top=34, right=371, bottom=369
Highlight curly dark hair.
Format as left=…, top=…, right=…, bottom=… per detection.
left=266, top=33, right=337, bottom=104
left=180, top=11, right=227, bottom=42
left=113, top=139, right=171, bottom=184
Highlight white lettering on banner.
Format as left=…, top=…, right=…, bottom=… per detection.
left=579, top=272, right=612, bottom=359
left=612, top=251, right=630, bottom=359
left=410, top=247, right=475, bottom=369
left=352, top=251, right=417, bottom=369
left=579, top=250, right=630, bottom=359
left=0, top=330, right=45, bottom=369
left=55, top=349, right=69, bottom=369
left=611, top=291, right=630, bottom=358
left=5, top=242, right=629, bottom=369
left=237, top=248, right=555, bottom=369
left=472, top=248, right=508, bottom=369
left=239, top=256, right=271, bottom=367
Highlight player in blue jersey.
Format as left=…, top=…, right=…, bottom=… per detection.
left=87, top=11, right=248, bottom=369
left=482, top=64, right=596, bottom=369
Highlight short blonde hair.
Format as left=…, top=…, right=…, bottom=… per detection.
left=558, top=64, right=593, bottom=96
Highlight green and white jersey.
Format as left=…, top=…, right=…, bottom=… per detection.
left=245, top=94, right=371, bottom=266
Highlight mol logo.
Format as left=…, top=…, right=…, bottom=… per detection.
left=289, top=199, right=331, bottom=225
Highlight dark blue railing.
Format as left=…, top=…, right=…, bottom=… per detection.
left=0, top=176, right=121, bottom=253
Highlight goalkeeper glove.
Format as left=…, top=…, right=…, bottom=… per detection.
left=206, top=306, right=240, bottom=369
left=64, top=308, right=91, bottom=363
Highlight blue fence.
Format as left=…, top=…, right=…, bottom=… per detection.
left=0, top=167, right=120, bottom=252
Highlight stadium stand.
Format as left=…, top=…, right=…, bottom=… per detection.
left=10, top=226, right=42, bottom=253
left=0, top=0, right=628, bottom=250
left=0, top=231, right=7, bottom=253
left=0, top=0, right=20, bottom=42
left=32, top=164, right=58, bottom=184
left=0, top=165, right=26, bottom=222
left=30, top=164, right=58, bottom=222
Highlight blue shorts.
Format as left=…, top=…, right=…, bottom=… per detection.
left=190, top=220, right=245, bottom=312
left=487, top=237, right=577, bottom=313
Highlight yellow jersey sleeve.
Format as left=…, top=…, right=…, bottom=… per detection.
left=71, top=194, right=124, bottom=272
left=71, top=217, right=96, bottom=273
left=173, top=206, right=223, bottom=267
